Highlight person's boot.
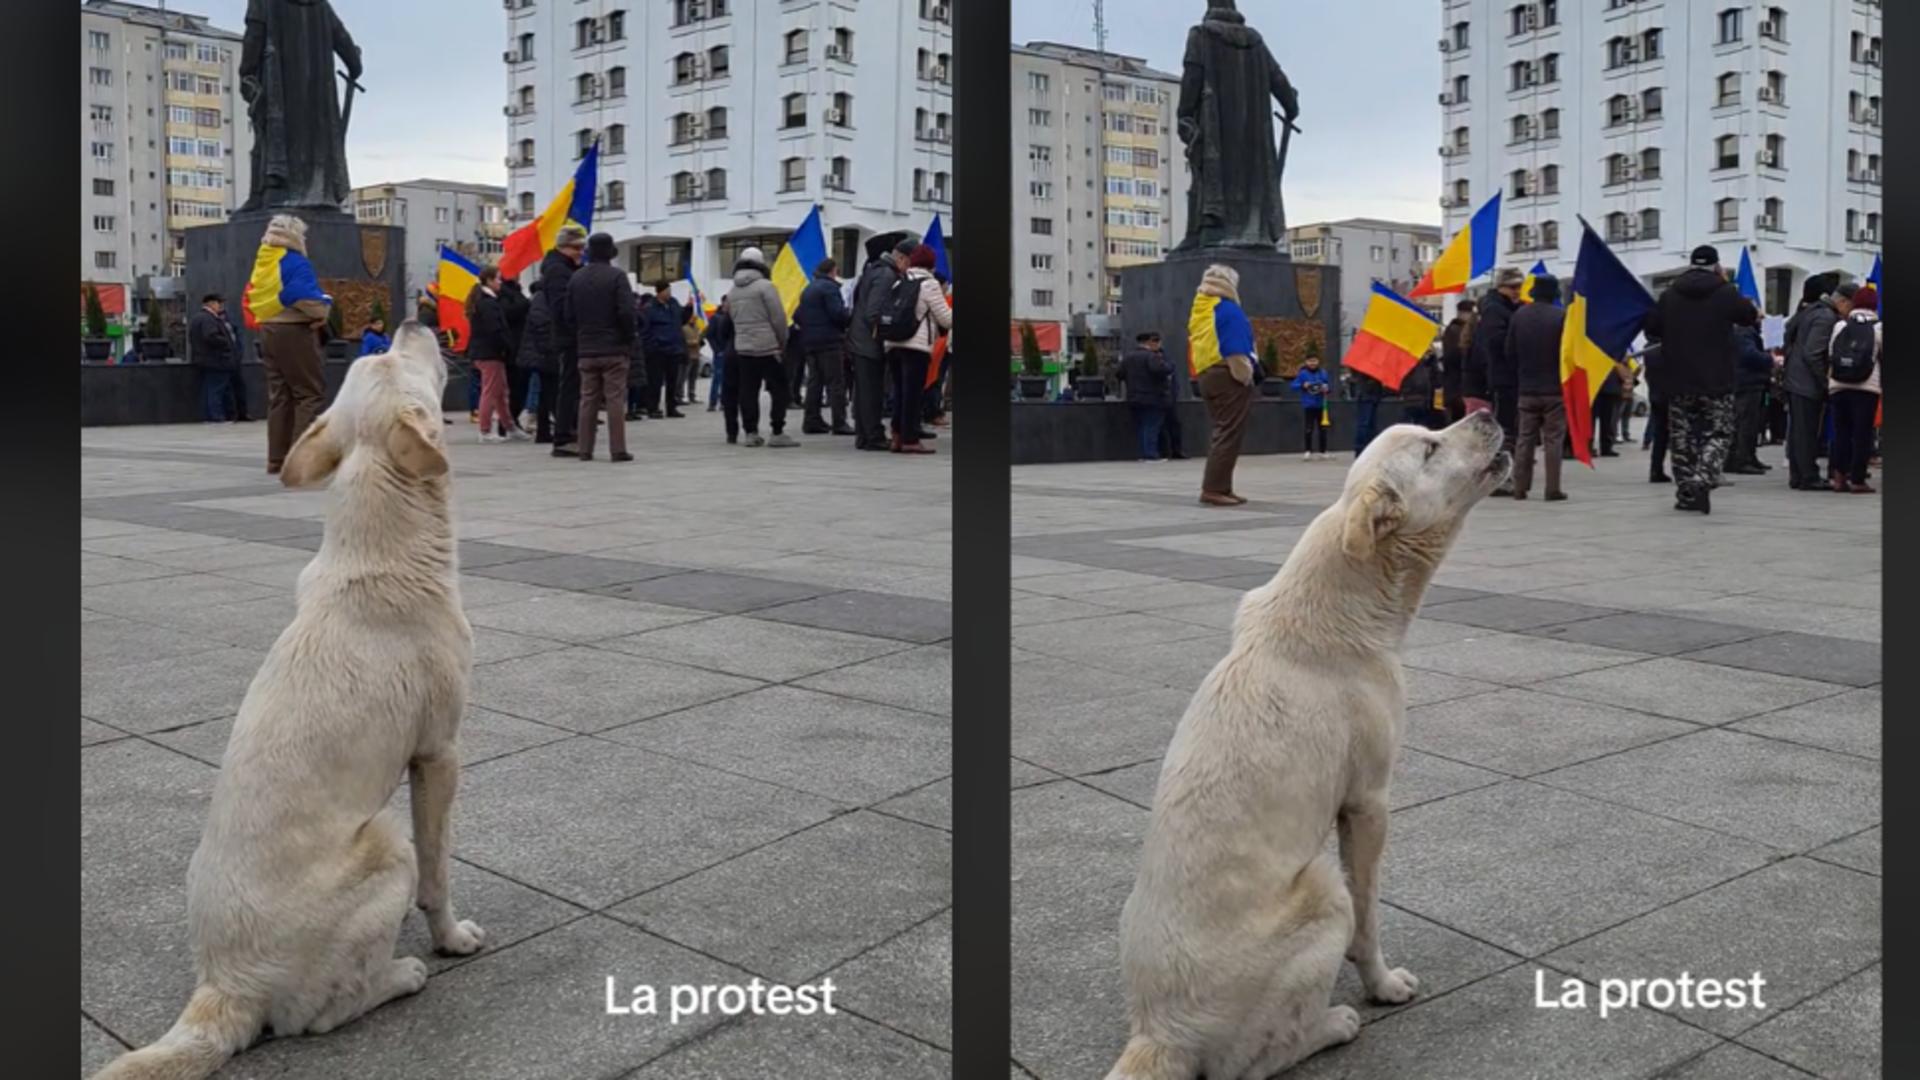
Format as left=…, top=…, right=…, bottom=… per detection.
left=1650, top=471, right=1672, bottom=484
left=831, top=423, right=857, bottom=436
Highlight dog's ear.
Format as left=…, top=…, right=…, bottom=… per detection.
left=280, top=416, right=342, bottom=488
left=1342, top=480, right=1406, bottom=560
left=386, top=403, right=449, bottom=479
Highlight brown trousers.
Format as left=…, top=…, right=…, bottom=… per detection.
left=1198, top=363, right=1254, bottom=496
left=260, top=322, right=325, bottom=469
left=1513, top=393, right=1568, bottom=496
left=576, top=354, right=629, bottom=458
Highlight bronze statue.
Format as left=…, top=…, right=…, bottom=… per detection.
left=238, top=0, right=364, bottom=212
left=1173, top=1, right=1301, bottom=252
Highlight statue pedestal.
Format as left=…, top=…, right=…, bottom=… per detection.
left=1119, top=248, right=1341, bottom=394
left=185, top=209, right=404, bottom=363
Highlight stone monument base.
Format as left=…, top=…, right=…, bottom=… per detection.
left=184, top=209, right=404, bottom=363
left=1118, top=248, right=1341, bottom=391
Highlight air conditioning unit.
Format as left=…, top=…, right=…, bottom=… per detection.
left=1757, top=86, right=1778, bottom=103
left=1863, top=46, right=1882, bottom=66
left=685, top=116, right=704, bottom=139
left=825, top=108, right=844, bottom=125
left=825, top=174, right=848, bottom=191
left=932, top=127, right=951, bottom=143
left=503, top=104, right=517, bottom=117
left=825, top=44, right=846, bottom=61
left=1439, top=38, right=1452, bottom=52
left=931, top=4, right=949, bottom=20
left=1758, top=20, right=1778, bottom=39
left=687, top=0, right=706, bottom=17
left=1620, top=44, right=1639, bottom=64
left=1624, top=100, right=1640, bottom=121
left=690, top=57, right=708, bottom=79
left=686, top=178, right=706, bottom=198
left=1756, top=214, right=1781, bottom=231
left=1439, top=92, right=1455, bottom=106
left=1761, top=149, right=1782, bottom=167
left=931, top=63, right=948, bottom=81
left=1438, top=146, right=1454, bottom=157
left=1866, top=168, right=1881, bottom=184
left=1524, top=7, right=1539, bottom=30
left=1622, top=222, right=1640, bottom=240
left=502, top=49, right=520, bottom=64
left=1620, top=162, right=1638, bottom=181
left=1865, top=106, right=1881, bottom=125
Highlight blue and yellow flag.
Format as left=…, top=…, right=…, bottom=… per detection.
left=1561, top=218, right=1655, bottom=467
left=771, top=204, right=828, bottom=318
left=241, top=244, right=326, bottom=329
left=1187, top=290, right=1254, bottom=377
left=1735, top=249, right=1762, bottom=310
left=684, top=269, right=709, bottom=332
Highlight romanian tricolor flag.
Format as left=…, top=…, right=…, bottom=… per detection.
left=434, top=245, right=482, bottom=353
left=1735, top=248, right=1762, bottom=309
left=1410, top=192, right=1501, bottom=298
left=241, top=243, right=326, bottom=330
left=1341, top=281, right=1441, bottom=391
left=1866, top=252, right=1881, bottom=307
left=1521, top=260, right=1552, bottom=304
left=499, top=143, right=599, bottom=281
left=1560, top=218, right=1654, bottom=467
left=771, top=204, right=828, bottom=318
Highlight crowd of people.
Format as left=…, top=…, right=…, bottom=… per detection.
left=1112, top=248, right=1880, bottom=514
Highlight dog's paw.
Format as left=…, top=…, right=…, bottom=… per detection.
left=434, top=919, right=487, bottom=956
left=1322, top=1005, right=1361, bottom=1044
left=1367, top=967, right=1420, bottom=1004
left=393, top=956, right=429, bottom=995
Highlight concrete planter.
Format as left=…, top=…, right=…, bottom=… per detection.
left=82, top=338, right=113, bottom=362
left=139, top=338, right=172, bottom=361
left=1072, top=376, right=1108, bottom=400
left=1016, top=375, right=1049, bottom=400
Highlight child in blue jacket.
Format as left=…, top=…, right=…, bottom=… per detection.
left=1291, top=356, right=1332, bottom=458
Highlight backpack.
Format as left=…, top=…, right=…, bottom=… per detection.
left=875, top=272, right=924, bottom=343
left=1829, top=317, right=1877, bottom=384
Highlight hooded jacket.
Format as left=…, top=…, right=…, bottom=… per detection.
left=1640, top=267, right=1759, bottom=398
left=1783, top=299, right=1841, bottom=400
left=1476, top=289, right=1522, bottom=391
left=1440, top=314, right=1471, bottom=398
left=847, top=257, right=902, bottom=360
left=463, top=286, right=512, bottom=361
left=1290, top=364, right=1330, bottom=408
left=884, top=267, right=952, bottom=354
left=520, top=284, right=555, bottom=373
left=1734, top=325, right=1773, bottom=392
left=537, top=248, right=579, bottom=354
left=1506, top=297, right=1568, bottom=396
left=703, top=308, right=735, bottom=357
left=727, top=260, right=789, bottom=357
left=499, top=280, right=530, bottom=358
left=639, top=293, right=689, bottom=355
left=795, top=271, right=853, bottom=350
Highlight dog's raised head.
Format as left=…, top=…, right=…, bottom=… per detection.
left=1339, top=409, right=1511, bottom=562
left=281, top=320, right=450, bottom=489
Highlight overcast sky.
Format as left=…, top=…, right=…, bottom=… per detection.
left=1014, top=0, right=1441, bottom=227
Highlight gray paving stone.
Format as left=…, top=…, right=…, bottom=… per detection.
left=1738, top=964, right=1881, bottom=1080
left=602, top=685, right=949, bottom=805
left=468, top=625, right=573, bottom=666
left=395, top=859, right=588, bottom=976
left=458, top=707, right=576, bottom=765
left=1011, top=687, right=1190, bottom=777
left=1653, top=1044, right=1815, bottom=1080
left=1150, top=599, right=1241, bottom=631
left=454, top=574, right=571, bottom=610
left=610, top=812, right=950, bottom=985
left=1680, top=632, right=1882, bottom=689
left=81, top=648, right=262, bottom=733
left=753, top=590, right=953, bottom=644
left=594, top=570, right=832, bottom=616
left=1009, top=655, right=1163, bottom=711
left=1402, top=632, right=1648, bottom=686
left=1538, top=729, right=1881, bottom=851
left=1730, top=687, right=1881, bottom=760
left=1385, top=782, right=1774, bottom=956
left=81, top=554, right=186, bottom=588
left=453, top=539, right=566, bottom=569
left=1075, top=579, right=1251, bottom=613
left=794, top=644, right=952, bottom=717
left=81, top=614, right=234, bottom=669
left=1329, top=903, right=1523, bottom=1020
left=1544, top=857, right=1878, bottom=1037
left=1529, top=611, right=1770, bottom=656
left=623, top=1011, right=950, bottom=1079
left=81, top=573, right=281, bottom=620
left=83, top=1014, right=127, bottom=1076
left=1421, top=594, right=1623, bottom=631
left=1009, top=593, right=1116, bottom=627
left=1010, top=612, right=1218, bottom=659
left=828, top=910, right=952, bottom=1049
left=1810, top=826, right=1880, bottom=876
left=1407, top=688, right=1698, bottom=775
left=1011, top=758, right=1058, bottom=788
left=1534, top=658, right=1843, bottom=725
left=469, top=553, right=684, bottom=590
left=1403, top=667, right=1505, bottom=707
left=453, top=738, right=838, bottom=908
left=599, top=615, right=907, bottom=683
left=132, top=539, right=312, bottom=574
left=470, top=647, right=762, bottom=733
left=1288, top=965, right=1717, bottom=1080
left=81, top=717, right=129, bottom=747
left=1401, top=617, right=1493, bottom=648
left=466, top=592, right=709, bottom=645
left=137, top=595, right=299, bottom=649
left=1077, top=760, right=1159, bottom=807
left=1389, top=747, right=1509, bottom=809
left=227, top=916, right=745, bottom=1080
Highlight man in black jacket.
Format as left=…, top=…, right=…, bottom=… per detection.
left=640, top=282, right=689, bottom=419
left=541, top=226, right=587, bottom=455
left=1504, top=274, right=1570, bottom=501
left=794, top=258, right=854, bottom=435
left=499, top=278, right=531, bottom=429
left=188, top=293, right=239, bottom=423
left=1781, top=273, right=1843, bottom=489
left=1725, top=322, right=1775, bottom=474
left=1440, top=299, right=1474, bottom=422
left=567, top=233, right=636, bottom=462
left=848, top=237, right=916, bottom=450
left=1118, top=332, right=1173, bottom=461
left=522, top=280, right=560, bottom=443
left=1472, top=269, right=1524, bottom=493
left=1641, top=245, right=1760, bottom=512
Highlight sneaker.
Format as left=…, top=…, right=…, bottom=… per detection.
left=469, top=411, right=479, bottom=425
left=801, top=421, right=831, bottom=435
left=505, top=427, right=533, bottom=442
left=518, top=411, right=535, bottom=430
left=767, top=432, right=799, bottom=448
left=479, top=431, right=504, bottom=444
left=1303, top=452, right=1314, bottom=461
left=744, top=434, right=767, bottom=448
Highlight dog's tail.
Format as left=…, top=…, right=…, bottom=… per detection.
left=1103, top=1034, right=1199, bottom=1080
left=91, top=984, right=262, bottom=1080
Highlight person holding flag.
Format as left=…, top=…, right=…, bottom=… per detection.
left=242, top=213, right=331, bottom=475
left=1505, top=274, right=1570, bottom=500
left=1639, top=245, right=1758, bottom=513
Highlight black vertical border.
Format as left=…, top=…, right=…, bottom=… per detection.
left=951, top=3, right=1012, bottom=1075
left=17, top=4, right=81, bottom=1074
left=1881, top=0, right=1910, bottom=1075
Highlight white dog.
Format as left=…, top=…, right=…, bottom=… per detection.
left=97, top=322, right=484, bottom=1080
left=1106, top=411, right=1511, bottom=1080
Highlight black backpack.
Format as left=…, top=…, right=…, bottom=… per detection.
left=875, top=272, right=924, bottom=343
left=1829, top=317, right=1877, bottom=384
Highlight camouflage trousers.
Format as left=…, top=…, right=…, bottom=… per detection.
left=1668, top=393, right=1735, bottom=497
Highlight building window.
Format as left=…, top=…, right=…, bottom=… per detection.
left=92, top=141, right=114, bottom=163
left=1641, top=87, right=1662, bottom=120
left=1539, top=108, right=1560, bottom=139
left=1605, top=211, right=1631, bottom=243
left=1031, top=254, right=1053, bottom=271
left=1606, top=37, right=1632, bottom=69
left=1028, top=108, right=1052, bottom=127
left=672, top=171, right=697, bottom=203
left=89, top=67, right=112, bottom=86
left=1540, top=53, right=1558, bottom=84
left=1509, top=114, right=1532, bottom=143
left=1761, top=133, right=1783, bottom=168
left=827, top=156, right=850, bottom=191
left=707, top=106, right=728, bottom=138
left=434, top=206, right=450, bottom=224
left=1760, top=7, right=1786, bottom=41
left=518, top=192, right=535, bottom=215
left=1029, top=181, right=1052, bottom=199
left=1540, top=164, right=1559, bottom=195
left=673, top=52, right=697, bottom=84
left=93, top=215, right=115, bottom=232
left=781, top=157, right=806, bottom=193
left=163, top=40, right=189, bottom=60
left=1510, top=168, right=1531, bottom=198
left=517, top=85, right=535, bottom=111
left=709, top=45, right=730, bottom=77
left=601, top=180, right=625, bottom=212
left=719, top=232, right=787, bottom=270
left=516, top=138, right=534, bottom=166
left=1640, top=147, right=1661, bottom=179
left=576, top=73, right=597, bottom=102
left=606, top=10, right=625, bottom=41
left=784, top=29, right=808, bottom=65
left=606, top=123, right=625, bottom=155
left=1508, top=4, right=1531, bottom=36
left=1641, top=29, right=1662, bottom=61
left=1717, top=9, right=1741, bottom=44
left=574, top=17, right=592, bottom=49
left=1452, top=74, right=1469, bottom=102
left=95, top=251, right=117, bottom=270
left=1134, top=147, right=1158, bottom=168
left=782, top=93, right=806, bottom=129
left=1453, top=178, right=1470, bottom=204
left=1031, top=217, right=1053, bottom=236
left=1759, top=197, right=1783, bottom=230
left=1539, top=0, right=1558, bottom=27
left=921, top=0, right=951, bottom=23
left=94, top=178, right=115, bottom=196
left=89, top=29, right=111, bottom=50
left=632, top=241, right=689, bottom=284
left=606, top=68, right=625, bottom=98
left=168, top=105, right=194, bottom=125
left=1716, top=72, right=1740, bottom=107
left=1715, top=134, right=1739, bottom=170
left=1763, top=70, right=1785, bottom=104
left=829, top=92, right=851, bottom=127
left=1509, top=224, right=1530, bottom=251
left=672, top=112, right=698, bottom=143
left=1714, top=198, right=1739, bottom=233
left=575, top=128, right=595, bottom=159
left=1509, top=60, right=1530, bottom=91
left=1030, top=144, right=1051, bottom=163
left=706, top=168, right=727, bottom=199
left=1031, top=290, right=1054, bottom=307
left=1451, top=126, right=1469, bottom=152
left=1639, top=208, right=1660, bottom=240
left=1028, top=71, right=1050, bottom=93
left=1540, top=220, right=1559, bottom=249
left=515, top=32, right=533, bottom=62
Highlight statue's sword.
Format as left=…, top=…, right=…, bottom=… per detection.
left=1274, top=112, right=1302, bottom=176
left=338, top=69, right=366, bottom=133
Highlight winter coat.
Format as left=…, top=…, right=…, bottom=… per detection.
left=463, top=287, right=512, bottom=362
left=847, top=258, right=902, bottom=360
left=188, top=307, right=238, bottom=370
left=727, top=261, right=789, bottom=357
left=638, top=294, right=686, bottom=356
left=1290, top=366, right=1331, bottom=408
left=1783, top=300, right=1840, bottom=400
left=568, top=261, right=636, bottom=357
left=1119, top=347, right=1173, bottom=406
left=1640, top=267, right=1759, bottom=398
left=1475, top=290, right=1521, bottom=392
left=883, top=267, right=953, bottom=354
left=680, top=316, right=703, bottom=356
left=537, top=249, right=579, bottom=354
left=358, top=329, right=390, bottom=357
left=520, top=286, right=555, bottom=373
left=1441, top=317, right=1470, bottom=398
left=703, top=309, right=735, bottom=358
left=1734, top=325, right=1772, bottom=392
left=1828, top=310, right=1882, bottom=396
left=1506, top=300, right=1568, bottom=396
left=499, top=281, right=530, bottom=359
left=795, top=273, right=853, bottom=350
left=1349, top=370, right=1386, bottom=403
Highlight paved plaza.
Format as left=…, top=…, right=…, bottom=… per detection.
left=80, top=408, right=953, bottom=1078
left=1009, top=438, right=1881, bottom=1079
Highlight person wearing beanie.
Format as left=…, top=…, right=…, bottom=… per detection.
left=846, top=237, right=917, bottom=449
left=882, top=242, right=952, bottom=454
left=1472, top=266, right=1526, bottom=493
left=1187, top=263, right=1257, bottom=504
left=1825, top=283, right=1880, bottom=492
left=1640, top=243, right=1759, bottom=512
left=724, top=245, right=796, bottom=447
left=639, top=280, right=690, bottom=419
left=541, top=224, right=589, bottom=455
left=1504, top=273, right=1570, bottom=500
left=566, top=232, right=636, bottom=461
left=1781, top=271, right=1844, bottom=489
left=794, top=256, right=854, bottom=435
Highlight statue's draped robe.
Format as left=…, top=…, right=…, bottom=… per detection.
left=240, top=0, right=361, bottom=211
left=1174, top=15, right=1299, bottom=251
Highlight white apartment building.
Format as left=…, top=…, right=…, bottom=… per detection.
left=1011, top=41, right=1189, bottom=349
left=350, top=180, right=511, bottom=299
left=82, top=0, right=251, bottom=303
left=503, top=0, right=954, bottom=294
left=1438, top=0, right=1882, bottom=316
left=1287, top=219, right=1445, bottom=348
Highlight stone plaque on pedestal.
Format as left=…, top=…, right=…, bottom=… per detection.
left=1119, top=249, right=1341, bottom=392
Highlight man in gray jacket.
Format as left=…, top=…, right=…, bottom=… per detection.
left=1782, top=273, right=1844, bottom=490
left=724, top=246, right=795, bottom=447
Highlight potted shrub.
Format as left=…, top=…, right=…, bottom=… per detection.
left=1016, top=321, right=1049, bottom=400
left=323, top=301, right=351, bottom=360
left=82, top=282, right=112, bottom=361
left=139, top=299, right=172, bottom=360
left=1072, top=338, right=1107, bottom=400
left=1258, top=336, right=1287, bottom=397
